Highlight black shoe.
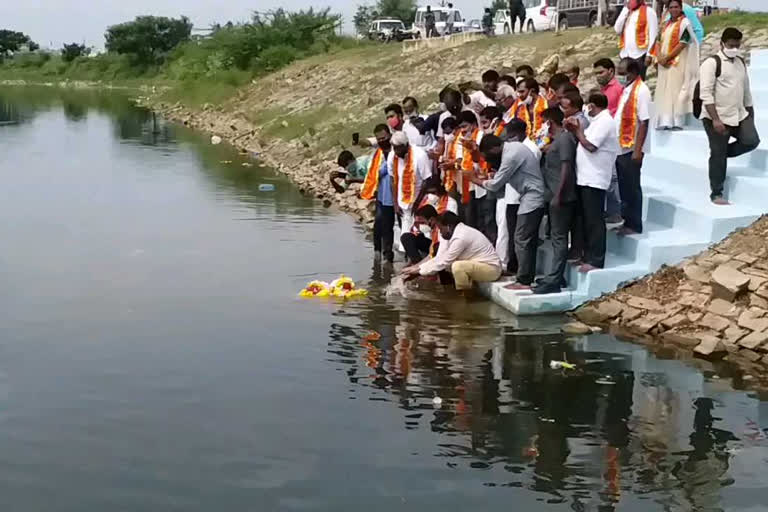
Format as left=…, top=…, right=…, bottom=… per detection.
left=533, top=283, right=562, bottom=295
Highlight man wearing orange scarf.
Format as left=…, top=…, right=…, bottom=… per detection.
left=614, top=58, right=652, bottom=236
left=614, top=0, right=659, bottom=80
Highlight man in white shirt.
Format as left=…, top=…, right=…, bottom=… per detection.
left=402, top=211, right=502, bottom=291
left=700, top=27, right=760, bottom=205
left=402, top=96, right=437, bottom=151
left=388, top=131, right=433, bottom=237
left=614, top=0, right=659, bottom=80
left=614, top=57, right=651, bottom=235
left=565, top=93, right=620, bottom=273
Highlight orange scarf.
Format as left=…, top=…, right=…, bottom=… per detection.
left=392, top=147, right=416, bottom=206
left=418, top=194, right=450, bottom=214
left=360, top=149, right=385, bottom=200
left=459, top=128, right=480, bottom=204
left=443, top=136, right=460, bottom=193
left=493, top=121, right=506, bottom=137
left=663, top=16, right=685, bottom=66
left=619, top=5, right=650, bottom=51
left=513, top=96, right=548, bottom=140
left=619, top=79, right=643, bottom=149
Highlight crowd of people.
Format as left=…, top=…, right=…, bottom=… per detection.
left=332, top=0, right=758, bottom=296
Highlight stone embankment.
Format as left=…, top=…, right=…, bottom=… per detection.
left=567, top=216, right=768, bottom=387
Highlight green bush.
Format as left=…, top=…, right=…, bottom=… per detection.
left=255, top=44, right=299, bottom=71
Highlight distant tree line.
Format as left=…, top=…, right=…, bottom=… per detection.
left=0, top=9, right=349, bottom=83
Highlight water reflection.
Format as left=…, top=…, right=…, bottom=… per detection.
left=330, top=270, right=768, bottom=510
left=1, top=85, right=766, bottom=511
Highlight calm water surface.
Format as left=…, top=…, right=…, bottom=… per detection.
left=0, top=87, right=766, bottom=511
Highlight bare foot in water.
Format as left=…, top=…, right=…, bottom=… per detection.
left=712, top=196, right=730, bottom=206
left=578, top=264, right=600, bottom=273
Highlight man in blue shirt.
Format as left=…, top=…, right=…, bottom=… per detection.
left=369, top=124, right=395, bottom=263
left=662, top=0, right=704, bottom=43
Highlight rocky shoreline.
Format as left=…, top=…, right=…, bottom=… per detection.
left=566, top=216, right=768, bottom=390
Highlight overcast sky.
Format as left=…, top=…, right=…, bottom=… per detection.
left=0, top=0, right=763, bottom=49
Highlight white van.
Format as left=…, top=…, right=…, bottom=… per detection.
left=413, top=6, right=467, bottom=37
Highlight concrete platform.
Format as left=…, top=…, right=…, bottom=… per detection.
left=482, top=49, right=768, bottom=315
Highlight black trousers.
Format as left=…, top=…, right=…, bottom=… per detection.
left=515, top=207, right=545, bottom=286
left=573, top=186, right=607, bottom=268
left=401, top=232, right=431, bottom=265
left=615, top=153, right=644, bottom=233
left=373, top=201, right=395, bottom=261
left=510, top=3, right=525, bottom=32
left=703, top=116, right=760, bottom=200
left=540, top=201, right=576, bottom=288
left=631, top=54, right=648, bottom=81
left=505, top=204, right=519, bottom=274
left=467, top=193, right=497, bottom=244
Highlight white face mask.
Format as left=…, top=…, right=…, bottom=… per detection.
left=722, top=47, right=741, bottom=59
left=439, top=102, right=448, bottom=112
left=419, top=224, right=432, bottom=236
left=523, top=95, right=533, bottom=106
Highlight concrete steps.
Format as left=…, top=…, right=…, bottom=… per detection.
left=483, top=48, right=768, bottom=315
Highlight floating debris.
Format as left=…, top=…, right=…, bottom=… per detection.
left=211, top=135, right=222, bottom=145
left=219, top=160, right=232, bottom=164
left=550, top=360, right=576, bottom=371
left=432, top=395, right=443, bottom=407
left=258, top=184, right=275, bottom=192
left=241, top=162, right=253, bottom=167
left=362, top=331, right=381, bottom=342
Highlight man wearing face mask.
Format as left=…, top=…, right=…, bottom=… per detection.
left=614, top=57, right=651, bottom=236
left=537, top=107, right=578, bottom=294
left=400, top=180, right=458, bottom=267
left=614, top=0, right=659, bottom=80
left=359, top=124, right=396, bottom=263
left=594, top=58, right=624, bottom=116
left=472, top=132, right=547, bottom=289
left=388, top=131, right=433, bottom=242
left=565, top=93, right=620, bottom=273
left=510, top=78, right=549, bottom=142
left=402, top=96, right=436, bottom=151
left=700, top=27, right=760, bottom=205
left=496, top=85, right=517, bottom=126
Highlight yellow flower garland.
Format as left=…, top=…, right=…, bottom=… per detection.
left=299, top=275, right=368, bottom=299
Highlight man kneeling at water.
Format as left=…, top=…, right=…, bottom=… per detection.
left=401, top=211, right=502, bottom=291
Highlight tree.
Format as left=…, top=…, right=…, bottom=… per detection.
left=490, top=0, right=508, bottom=15
left=376, top=0, right=417, bottom=24
left=0, top=29, right=37, bottom=56
left=61, top=43, right=89, bottom=62
left=105, top=16, right=193, bottom=65
left=353, top=5, right=378, bottom=34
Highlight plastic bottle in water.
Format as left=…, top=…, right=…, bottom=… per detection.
left=258, top=184, right=275, bottom=192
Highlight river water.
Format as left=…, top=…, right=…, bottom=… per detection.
left=0, top=87, right=766, bottom=511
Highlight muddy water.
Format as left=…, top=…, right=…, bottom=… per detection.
left=0, top=87, right=765, bottom=511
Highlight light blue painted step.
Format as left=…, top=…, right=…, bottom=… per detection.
left=641, top=172, right=762, bottom=240
left=483, top=50, right=768, bottom=315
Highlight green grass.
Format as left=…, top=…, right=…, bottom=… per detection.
left=702, top=11, right=768, bottom=34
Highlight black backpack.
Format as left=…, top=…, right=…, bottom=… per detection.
left=693, top=55, right=746, bottom=118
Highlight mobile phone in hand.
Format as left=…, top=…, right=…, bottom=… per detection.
left=352, top=133, right=360, bottom=145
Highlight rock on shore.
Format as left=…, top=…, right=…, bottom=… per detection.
left=573, top=216, right=768, bottom=387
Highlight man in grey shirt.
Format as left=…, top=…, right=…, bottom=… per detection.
left=473, top=134, right=546, bottom=289
left=537, top=107, right=578, bottom=295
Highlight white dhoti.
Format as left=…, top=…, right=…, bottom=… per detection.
left=495, top=196, right=509, bottom=267
left=396, top=209, right=415, bottom=253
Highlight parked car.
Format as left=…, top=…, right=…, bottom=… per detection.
left=413, top=6, right=468, bottom=37
left=556, top=0, right=625, bottom=30
left=367, top=19, right=415, bottom=42
left=467, top=19, right=483, bottom=32
left=494, top=0, right=558, bottom=34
